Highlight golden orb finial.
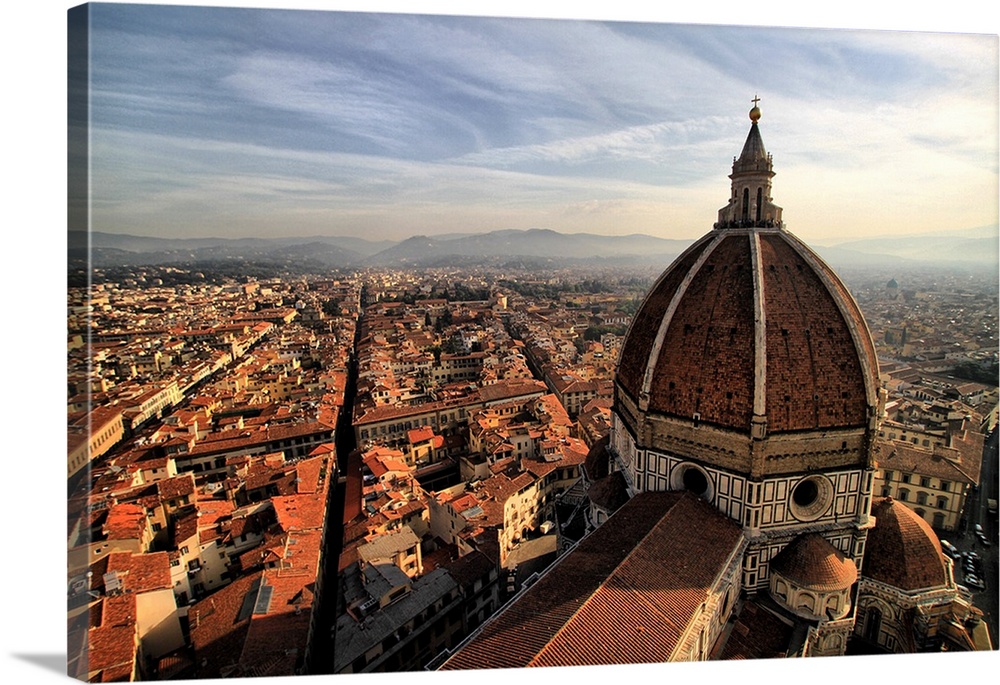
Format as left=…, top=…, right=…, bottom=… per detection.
left=749, top=94, right=761, bottom=122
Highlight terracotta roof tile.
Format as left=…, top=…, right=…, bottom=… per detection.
left=717, top=599, right=792, bottom=660
left=769, top=533, right=857, bottom=591
left=864, top=497, right=949, bottom=591
left=442, top=491, right=743, bottom=669
left=86, top=594, right=138, bottom=681
left=618, top=230, right=877, bottom=435
left=103, top=503, right=147, bottom=541
left=103, top=551, right=173, bottom=593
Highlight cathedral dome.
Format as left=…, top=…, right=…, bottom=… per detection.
left=864, top=497, right=949, bottom=591
left=770, top=533, right=858, bottom=592
left=614, top=105, right=881, bottom=474
left=616, top=228, right=879, bottom=434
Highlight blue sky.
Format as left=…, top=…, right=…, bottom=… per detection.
left=80, top=2, right=998, bottom=245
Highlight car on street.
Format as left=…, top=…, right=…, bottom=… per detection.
left=940, top=539, right=960, bottom=558
left=964, top=575, right=986, bottom=591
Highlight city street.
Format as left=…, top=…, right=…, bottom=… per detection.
left=953, top=428, right=998, bottom=646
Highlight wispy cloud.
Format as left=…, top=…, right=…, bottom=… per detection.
left=83, top=3, right=998, bottom=242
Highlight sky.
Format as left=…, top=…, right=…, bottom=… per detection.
left=74, top=1, right=999, bottom=245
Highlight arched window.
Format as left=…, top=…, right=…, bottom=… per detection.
left=825, top=594, right=840, bottom=614
left=916, top=491, right=928, bottom=505
left=742, top=188, right=750, bottom=221
left=898, top=488, right=909, bottom=502
left=863, top=606, right=883, bottom=644
left=756, top=187, right=763, bottom=222
left=773, top=579, right=788, bottom=601
left=796, top=592, right=816, bottom=614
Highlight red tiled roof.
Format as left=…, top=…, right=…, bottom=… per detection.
left=864, top=497, right=949, bottom=591
left=407, top=425, right=435, bottom=444
left=293, top=456, right=324, bottom=494
left=717, top=599, right=793, bottom=660
left=86, top=594, right=138, bottom=681
left=271, top=492, right=326, bottom=532
left=875, top=430, right=983, bottom=486
left=617, top=230, right=877, bottom=434
left=441, top=491, right=744, bottom=669
left=103, top=551, right=173, bottom=593
left=103, top=503, right=147, bottom=541
left=189, top=572, right=259, bottom=677
left=157, top=473, right=195, bottom=501
left=769, top=533, right=857, bottom=591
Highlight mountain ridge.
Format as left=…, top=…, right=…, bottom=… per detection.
left=69, top=225, right=998, bottom=271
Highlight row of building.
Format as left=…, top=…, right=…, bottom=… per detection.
left=67, top=274, right=362, bottom=680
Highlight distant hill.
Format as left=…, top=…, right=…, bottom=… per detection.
left=67, top=225, right=998, bottom=271
left=365, top=228, right=692, bottom=266
left=73, top=230, right=396, bottom=256
left=69, top=231, right=395, bottom=268
left=825, top=230, right=998, bottom=266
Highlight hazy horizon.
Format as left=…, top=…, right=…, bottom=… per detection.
left=75, top=220, right=999, bottom=248
left=76, top=2, right=999, bottom=246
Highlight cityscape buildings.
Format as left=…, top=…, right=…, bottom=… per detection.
left=67, top=102, right=997, bottom=682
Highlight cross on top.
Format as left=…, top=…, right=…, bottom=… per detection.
left=751, top=94, right=760, bottom=107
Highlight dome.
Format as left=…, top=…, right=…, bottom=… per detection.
left=770, top=533, right=858, bottom=591
left=616, top=228, right=879, bottom=434
left=583, top=435, right=612, bottom=481
left=614, top=106, right=881, bottom=470
left=864, top=497, right=949, bottom=591
left=587, top=471, right=630, bottom=514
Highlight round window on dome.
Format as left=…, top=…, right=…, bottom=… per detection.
left=793, top=479, right=818, bottom=507
left=789, top=476, right=833, bottom=521
left=683, top=467, right=709, bottom=496
left=670, top=462, right=714, bottom=501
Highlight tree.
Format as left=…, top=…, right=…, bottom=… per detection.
left=321, top=298, right=342, bottom=316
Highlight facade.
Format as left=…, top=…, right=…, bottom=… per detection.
left=354, top=379, right=548, bottom=445
left=873, top=416, right=983, bottom=531
left=68, top=406, right=126, bottom=479
left=440, top=103, right=989, bottom=670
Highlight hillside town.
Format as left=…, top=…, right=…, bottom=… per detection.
left=67, top=261, right=998, bottom=680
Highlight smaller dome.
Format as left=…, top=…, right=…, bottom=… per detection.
left=749, top=105, right=761, bottom=122
left=864, top=497, right=949, bottom=591
left=583, top=435, right=611, bottom=482
left=770, top=533, right=858, bottom=591
left=587, top=471, right=630, bottom=514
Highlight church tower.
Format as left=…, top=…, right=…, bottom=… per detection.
left=611, top=100, right=886, bottom=596
left=717, top=97, right=783, bottom=229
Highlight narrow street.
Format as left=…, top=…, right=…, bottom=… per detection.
left=961, top=428, right=998, bottom=645
left=311, top=295, right=363, bottom=675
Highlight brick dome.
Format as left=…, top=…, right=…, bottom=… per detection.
left=864, top=497, right=949, bottom=591
left=770, top=532, right=858, bottom=591
left=616, top=228, right=879, bottom=435
left=615, top=108, right=880, bottom=446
